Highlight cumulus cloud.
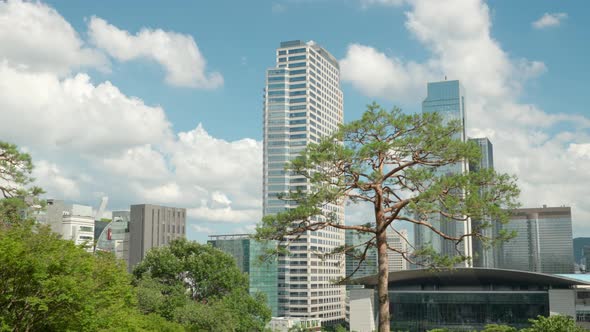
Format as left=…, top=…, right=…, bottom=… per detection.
left=88, top=17, right=223, bottom=89
left=33, top=160, right=81, bottom=199
left=532, top=12, right=568, bottom=29
left=101, top=145, right=170, bottom=180
left=0, top=1, right=259, bottom=234
left=0, top=62, right=172, bottom=152
left=341, top=0, right=590, bottom=234
left=340, top=44, right=437, bottom=102
left=0, top=0, right=107, bottom=75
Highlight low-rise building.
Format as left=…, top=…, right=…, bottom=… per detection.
left=350, top=268, right=590, bottom=331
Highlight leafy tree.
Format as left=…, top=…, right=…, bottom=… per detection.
left=481, top=324, right=517, bottom=332
left=0, top=141, right=44, bottom=227
left=0, top=223, right=177, bottom=331
left=521, top=315, right=586, bottom=332
left=133, top=238, right=271, bottom=331
left=255, top=103, right=520, bottom=332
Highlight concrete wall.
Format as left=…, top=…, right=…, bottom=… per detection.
left=549, top=289, right=576, bottom=317
left=347, top=289, right=375, bottom=332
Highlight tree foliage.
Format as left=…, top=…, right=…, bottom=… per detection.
left=0, top=223, right=179, bottom=331
left=0, top=141, right=44, bottom=227
left=255, top=103, right=520, bottom=332
left=133, top=238, right=272, bottom=331
left=521, top=315, right=586, bottom=332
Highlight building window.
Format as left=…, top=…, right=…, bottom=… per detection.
left=288, top=48, right=306, bottom=54
left=79, top=226, right=93, bottom=232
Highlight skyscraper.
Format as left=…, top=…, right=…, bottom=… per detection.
left=469, top=137, right=495, bottom=268
left=414, top=80, right=471, bottom=266
left=345, top=230, right=378, bottom=283
left=208, top=234, right=279, bottom=316
left=128, top=204, right=186, bottom=269
left=387, top=229, right=410, bottom=272
left=499, top=206, right=574, bottom=274
left=345, top=227, right=409, bottom=286
left=263, top=40, right=345, bottom=323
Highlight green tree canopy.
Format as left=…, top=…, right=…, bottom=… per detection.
left=133, top=238, right=271, bottom=331
left=0, top=223, right=179, bottom=331
left=0, top=141, right=44, bottom=227
left=255, top=103, right=520, bottom=332
left=521, top=315, right=586, bottom=332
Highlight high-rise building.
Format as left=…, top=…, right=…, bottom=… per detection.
left=499, top=206, right=574, bottom=274
left=128, top=204, right=186, bottom=269
left=469, top=137, right=495, bottom=268
left=345, top=230, right=377, bottom=283
left=263, top=40, right=345, bottom=323
left=387, top=229, right=410, bottom=272
left=208, top=234, right=279, bottom=316
left=345, top=228, right=409, bottom=286
left=414, top=80, right=471, bottom=266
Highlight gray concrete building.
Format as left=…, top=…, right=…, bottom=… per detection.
left=129, top=204, right=186, bottom=269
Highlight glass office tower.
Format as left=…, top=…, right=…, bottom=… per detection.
left=263, top=40, right=345, bottom=323
left=500, top=206, right=574, bottom=273
left=345, top=230, right=378, bottom=284
left=208, top=235, right=279, bottom=316
left=469, top=137, right=495, bottom=268
left=414, top=80, right=472, bottom=266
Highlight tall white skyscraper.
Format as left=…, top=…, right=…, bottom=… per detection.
left=263, top=40, right=345, bottom=324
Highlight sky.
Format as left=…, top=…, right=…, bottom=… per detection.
left=0, top=0, right=588, bottom=243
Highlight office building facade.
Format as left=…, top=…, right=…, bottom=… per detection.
left=263, top=40, right=345, bottom=323
left=469, top=137, right=495, bottom=268
left=345, top=228, right=409, bottom=286
left=129, top=204, right=186, bottom=269
left=208, top=234, right=279, bottom=316
left=387, top=229, right=410, bottom=272
left=499, top=206, right=574, bottom=274
left=414, top=80, right=471, bottom=266
left=345, top=230, right=377, bottom=282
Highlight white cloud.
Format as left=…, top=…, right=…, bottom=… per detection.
left=568, top=144, right=590, bottom=159
left=33, top=160, right=80, bottom=199
left=271, top=3, right=287, bottom=13
left=0, top=1, right=260, bottom=232
left=340, top=44, right=437, bottom=102
left=341, top=0, right=590, bottom=235
left=188, top=206, right=260, bottom=224
left=0, top=0, right=107, bottom=75
left=101, top=144, right=170, bottom=180
left=0, top=62, right=172, bottom=152
left=532, top=12, right=568, bottom=29
left=360, top=0, right=406, bottom=8
left=169, top=124, right=263, bottom=210
left=88, top=17, right=223, bottom=89
left=191, top=224, right=214, bottom=235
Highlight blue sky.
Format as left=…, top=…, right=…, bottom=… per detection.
left=0, top=0, right=588, bottom=243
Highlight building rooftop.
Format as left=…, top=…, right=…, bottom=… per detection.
left=350, top=268, right=590, bottom=288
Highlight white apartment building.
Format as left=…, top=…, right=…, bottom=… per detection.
left=263, top=40, right=345, bottom=324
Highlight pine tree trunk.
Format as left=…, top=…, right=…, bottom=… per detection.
left=376, top=229, right=390, bottom=332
